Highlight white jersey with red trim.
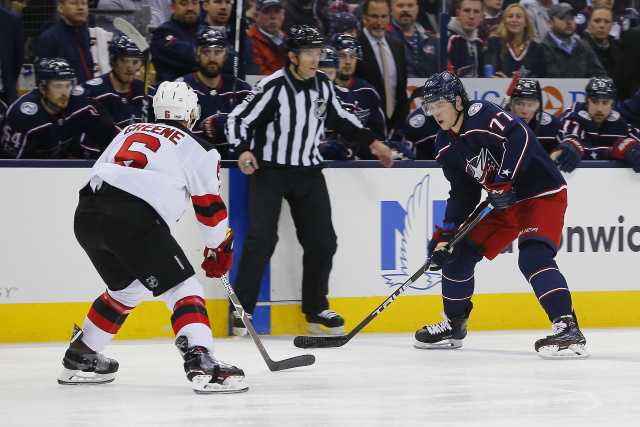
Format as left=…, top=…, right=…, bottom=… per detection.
left=82, top=120, right=228, bottom=249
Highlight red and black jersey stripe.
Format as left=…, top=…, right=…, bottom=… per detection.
left=170, top=296, right=211, bottom=334
left=87, top=292, right=134, bottom=334
left=191, top=194, right=227, bottom=227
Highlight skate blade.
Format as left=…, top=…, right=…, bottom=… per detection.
left=57, top=368, right=116, bottom=385
left=308, top=323, right=345, bottom=335
left=537, top=344, right=591, bottom=360
left=192, top=375, right=249, bottom=394
left=413, top=339, right=463, bottom=350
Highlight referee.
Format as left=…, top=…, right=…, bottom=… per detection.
left=227, top=25, right=393, bottom=336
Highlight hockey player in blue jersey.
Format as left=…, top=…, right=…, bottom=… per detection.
left=507, top=78, right=561, bottom=154
left=415, top=71, right=589, bottom=359
left=80, top=34, right=157, bottom=128
left=176, top=28, right=252, bottom=159
left=618, top=89, right=640, bottom=129
left=403, top=107, right=440, bottom=159
left=0, top=58, right=118, bottom=159
left=551, top=77, right=640, bottom=173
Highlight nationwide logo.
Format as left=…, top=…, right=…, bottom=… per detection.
left=542, top=86, right=565, bottom=117
left=380, top=174, right=443, bottom=291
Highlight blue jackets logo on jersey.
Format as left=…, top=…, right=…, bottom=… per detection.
left=380, top=174, right=445, bottom=290
left=466, top=148, right=500, bottom=184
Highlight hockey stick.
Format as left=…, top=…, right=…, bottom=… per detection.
left=113, top=17, right=151, bottom=123
left=220, top=274, right=316, bottom=371
left=499, top=70, right=522, bottom=109
left=231, top=0, right=244, bottom=108
left=293, top=203, right=494, bottom=349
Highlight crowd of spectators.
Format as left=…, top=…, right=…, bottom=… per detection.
left=0, top=0, right=639, bottom=164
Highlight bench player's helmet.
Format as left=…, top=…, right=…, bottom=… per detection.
left=108, top=34, right=143, bottom=62
left=195, top=27, right=227, bottom=51
left=330, top=33, right=362, bottom=59
left=153, top=81, right=201, bottom=130
left=35, top=58, right=76, bottom=88
left=421, top=71, right=468, bottom=115
left=319, top=46, right=339, bottom=68
left=585, top=77, right=616, bottom=100
left=511, top=78, right=541, bottom=101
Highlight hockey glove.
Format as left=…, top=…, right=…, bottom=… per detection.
left=201, top=114, right=228, bottom=144
left=201, top=228, right=234, bottom=278
left=609, top=137, right=640, bottom=173
left=384, top=141, right=416, bottom=160
left=550, top=139, right=584, bottom=173
left=486, top=180, right=516, bottom=211
left=319, top=139, right=353, bottom=160
left=428, top=223, right=458, bottom=271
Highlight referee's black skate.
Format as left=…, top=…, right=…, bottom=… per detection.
left=57, top=324, right=119, bottom=385
left=414, top=303, right=473, bottom=349
left=535, top=313, right=590, bottom=359
left=175, top=336, right=248, bottom=394
left=306, top=310, right=345, bottom=334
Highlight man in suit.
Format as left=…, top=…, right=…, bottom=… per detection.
left=614, top=25, right=640, bottom=100
left=355, top=0, right=409, bottom=135
left=0, top=8, right=24, bottom=105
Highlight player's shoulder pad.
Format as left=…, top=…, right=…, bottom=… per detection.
left=72, top=85, right=85, bottom=96
left=335, top=84, right=349, bottom=93
left=607, top=110, right=621, bottom=122
left=540, top=112, right=553, bottom=125
left=85, top=77, right=103, bottom=86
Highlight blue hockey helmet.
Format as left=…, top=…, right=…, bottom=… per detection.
left=511, top=78, right=541, bottom=100
left=195, top=27, right=227, bottom=49
left=35, top=58, right=76, bottom=86
left=585, top=77, right=616, bottom=100
left=108, top=34, right=142, bottom=61
left=330, top=33, right=362, bottom=59
left=285, top=25, right=324, bottom=52
left=421, top=71, right=468, bottom=111
left=319, top=46, right=339, bottom=68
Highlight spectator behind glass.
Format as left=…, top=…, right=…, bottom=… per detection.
left=478, top=0, right=504, bottom=41
left=387, top=0, right=439, bottom=78
left=447, top=0, right=485, bottom=77
left=330, top=12, right=361, bottom=36
left=96, top=0, right=172, bottom=28
left=80, top=34, right=157, bottom=129
left=520, top=0, right=553, bottom=43
left=618, top=89, right=640, bottom=128
left=416, top=0, right=444, bottom=34
left=540, top=3, right=608, bottom=78
left=582, top=6, right=621, bottom=78
left=248, top=0, right=288, bottom=75
left=0, top=8, right=24, bottom=105
left=176, top=28, right=252, bottom=159
left=355, top=0, right=409, bottom=134
left=485, top=3, right=547, bottom=77
left=506, top=78, right=561, bottom=153
left=0, top=58, right=118, bottom=159
left=551, top=77, right=640, bottom=173
left=614, top=25, right=640, bottom=100
left=34, top=0, right=95, bottom=84
left=201, top=0, right=262, bottom=76
left=575, top=0, right=624, bottom=39
left=151, top=0, right=201, bottom=84
left=282, top=0, right=327, bottom=36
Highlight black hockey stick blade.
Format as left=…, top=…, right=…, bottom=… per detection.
left=219, top=275, right=315, bottom=371
left=293, top=203, right=494, bottom=349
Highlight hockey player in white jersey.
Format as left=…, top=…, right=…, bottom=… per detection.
left=57, top=81, right=247, bottom=394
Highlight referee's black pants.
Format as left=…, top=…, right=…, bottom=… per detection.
left=233, top=166, right=338, bottom=315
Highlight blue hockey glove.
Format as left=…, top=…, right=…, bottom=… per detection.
left=486, top=180, right=516, bottom=211
left=551, top=139, right=584, bottom=173
left=428, top=223, right=458, bottom=271
left=610, top=137, right=640, bottom=173
left=384, top=140, right=416, bottom=160
left=319, top=139, right=352, bottom=160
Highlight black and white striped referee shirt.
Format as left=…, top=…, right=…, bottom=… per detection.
left=227, top=67, right=377, bottom=166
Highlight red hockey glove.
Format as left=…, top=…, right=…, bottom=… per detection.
left=428, top=223, right=458, bottom=271
left=486, top=180, right=516, bottom=211
left=201, top=228, right=234, bottom=278
left=609, top=137, right=640, bottom=173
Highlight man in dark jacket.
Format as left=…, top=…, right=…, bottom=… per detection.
left=0, top=8, right=24, bottom=104
left=34, top=0, right=95, bottom=84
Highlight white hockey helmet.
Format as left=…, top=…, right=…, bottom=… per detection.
left=153, top=81, right=201, bottom=130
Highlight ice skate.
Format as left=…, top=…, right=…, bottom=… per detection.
left=535, top=314, right=590, bottom=360
left=57, top=324, right=119, bottom=385
left=175, top=336, right=248, bottom=394
left=306, top=310, right=345, bottom=335
left=414, top=303, right=473, bottom=349
left=230, top=310, right=251, bottom=337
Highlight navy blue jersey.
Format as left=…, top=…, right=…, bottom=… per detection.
left=177, top=72, right=251, bottom=142
left=150, top=19, right=199, bottom=84
left=403, top=108, right=440, bottom=159
left=435, top=100, right=567, bottom=226
left=504, top=107, right=562, bottom=154
left=618, top=91, right=640, bottom=129
left=80, top=73, right=157, bottom=128
left=332, top=77, right=387, bottom=140
left=0, top=88, right=117, bottom=159
left=558, top=102, right=640, bottom=160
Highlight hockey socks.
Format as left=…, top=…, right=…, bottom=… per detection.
left=82, top=291, right=135, bottom=352
left=518, top=242, right=573, bottom=321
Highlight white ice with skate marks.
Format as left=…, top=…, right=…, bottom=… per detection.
left=3, top=329, right=640, bottom=426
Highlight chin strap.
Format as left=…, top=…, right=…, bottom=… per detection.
left=451, top=104, right=464, bottom=128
